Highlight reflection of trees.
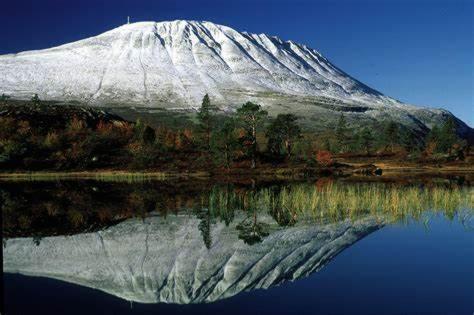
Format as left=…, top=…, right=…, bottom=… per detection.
left=2, top=180, right=472, bottom=239
left=33, top=236, right=42, bottom=246
left=270, top=206, right=296, bottom=227
left=67, top=209, right=84, bottom=228
left=197, top=209, right=212, bottom=249
left=208, top=185, right=236, bottom=226
left=268, top=186, right=296, bottom=227
left=236, top=211, right=270, bottom=245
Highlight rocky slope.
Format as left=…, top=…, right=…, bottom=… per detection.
left=3, top=213, right=383, bottom=304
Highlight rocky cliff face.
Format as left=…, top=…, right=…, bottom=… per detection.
left=3, top=214, right=383, bottom=304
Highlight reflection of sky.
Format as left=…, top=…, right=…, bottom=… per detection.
left=4, top=214, right=473, bottom=315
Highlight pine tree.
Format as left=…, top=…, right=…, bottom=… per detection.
left=426, top=118, right=459, bottom=154
left=383, top=121, right=399, bottom=152
left=438, top=117, right=458, bottom=154
left=197, top=94, right=217, bottom=151
left=197, top=209, right=212, bottom=249
left=0, top=94, right=10, bottom=105
left=266, top=114, right=301, bottom=159
left=31, top=94, right=41, bottom=107
left=400, top=128, right=416, bottom=152
left=211, top=118, right=238, bottom=169
left=236, top=102, right=268, bottom=168
left=358, top=127, right=375, bottom=155
left=335, top=114, right=349, bottom=152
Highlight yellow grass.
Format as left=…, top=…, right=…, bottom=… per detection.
left=208, top=183, right=473, bottom=224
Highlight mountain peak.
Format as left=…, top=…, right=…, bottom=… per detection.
left=2, top=18, right=387, bottom=107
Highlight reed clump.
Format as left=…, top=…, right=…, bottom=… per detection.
left=207, top=182, right=474, bottom=224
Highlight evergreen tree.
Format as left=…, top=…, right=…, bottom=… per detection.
left=425, top=124, right=441, bottom=153
left=197, top=94, right=218, bottom=151
left=134, top=119, right=156, bottom=144
left=335, top=114, right=349, bottom=152
left=31, top=94, right=41, bottom=107
left=437, top=117, right=458, bottom=154
left=0, top=94, right=10, bottom=105
left=236, top=211, right=269, bottom=245
left=236, top=102, right=268, bottom=168
left=400, top=128, right=416, bottom=152
left=265, top=114, right=302, bottom=159
left=211, top=118, right=238, bottom=169
left=197, top=209, right=212, bottom=249
left=357, top=127, right=375, bottom=155
left=426, top=118, right=459, bottom=154
left=383, top=121, right=399, bottom=152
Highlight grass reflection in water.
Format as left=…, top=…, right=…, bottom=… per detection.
left=2, top=179, right=473, bottom=239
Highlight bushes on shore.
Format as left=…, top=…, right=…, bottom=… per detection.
left=0, top=95, right=469, bottom=171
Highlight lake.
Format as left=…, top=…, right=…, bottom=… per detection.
left=2, top=176, right=473, bottom=315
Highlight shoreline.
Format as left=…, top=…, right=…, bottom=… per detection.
left=1, top=164, right=473, bottom=181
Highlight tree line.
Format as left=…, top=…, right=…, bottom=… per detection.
left=0, top=94, right=468, bottom=171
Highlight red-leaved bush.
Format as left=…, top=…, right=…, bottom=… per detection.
left=315, top=150, right=333, bottom=167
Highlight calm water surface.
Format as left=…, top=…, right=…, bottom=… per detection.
left=2, top=178, right=473, bottom=315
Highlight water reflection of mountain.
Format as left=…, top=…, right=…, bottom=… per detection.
left=4, top=214, right=382, bottom=304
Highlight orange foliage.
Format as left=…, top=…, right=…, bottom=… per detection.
left=424, top=141, right=437, bottom=156
left=183, top=128, right=194, bottom=141
left=17, top=120, right=31, bottom=136
left=315, top=150, right=333, bottom=167
left=164, top=130, right=176, bottom=149
left=43, top=131, right=60, bottom=148
left=67, top=116, right=86, bottom=132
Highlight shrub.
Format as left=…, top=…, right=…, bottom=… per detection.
left=315, top=150, right=333, bottom=167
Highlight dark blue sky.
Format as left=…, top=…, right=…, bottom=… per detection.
left=1, top=0, right=472, bottom=125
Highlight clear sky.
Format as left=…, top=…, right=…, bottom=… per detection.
left=1, top=0, right=472, bottom=126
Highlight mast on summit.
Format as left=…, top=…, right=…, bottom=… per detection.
left=127, top=16, right=130, bottom=24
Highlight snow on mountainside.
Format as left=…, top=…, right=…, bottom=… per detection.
left=0, top=20, right=472, bottom=138
left=3, top=214, right=382, bottom=304
left=0, top=20, right=393, bottom=107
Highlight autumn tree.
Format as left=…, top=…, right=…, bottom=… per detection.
left=315, top=150, right=333, bottom=167
left=236, top=102, right=268, bottom=168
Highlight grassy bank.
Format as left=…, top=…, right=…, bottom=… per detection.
left=1, top=159, right=473, bottom=182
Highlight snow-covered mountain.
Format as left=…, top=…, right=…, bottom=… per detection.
left=3, top=214, right=383, bottom=304
left=0, top=20, right=392, bottom=106
left=0, top=20, right=471, bottom=136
